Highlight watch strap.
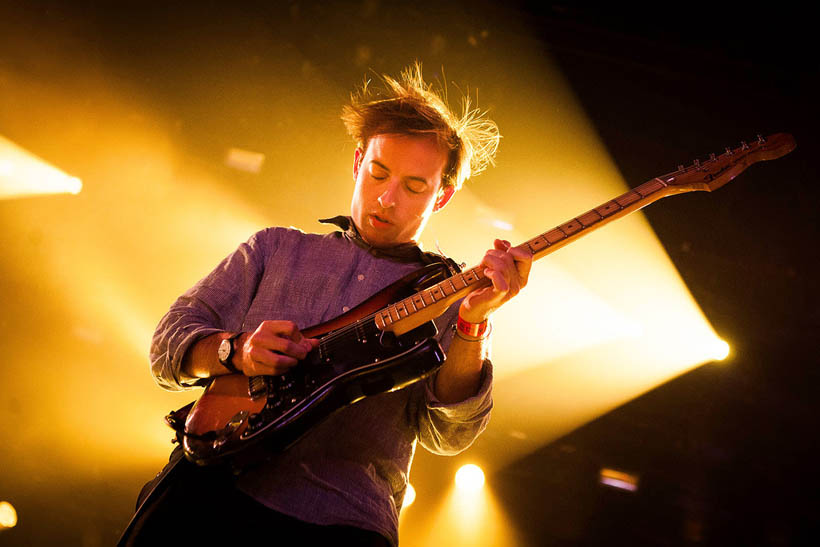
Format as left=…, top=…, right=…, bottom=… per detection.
left=218, top=332, right=243, bottom=374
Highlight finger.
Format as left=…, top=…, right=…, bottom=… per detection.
left=508, top=247, right=533, bottom=285
left=482, top=254, right=516, bottom=288
left=482, top=251, right=513, bottom=272
left=259, top=320, right=302, bottom=341
left=262, top=336, right=312, bottom=360
left=246, top=346, right=299, bottom=375
left=483, top=266, right=510, bottom=293
left=257, top=321, right=318, bottom=354
left=461, top=285, right=497, bottom=312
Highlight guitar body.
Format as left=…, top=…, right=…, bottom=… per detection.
left=174, top=262, right=454, bottom=466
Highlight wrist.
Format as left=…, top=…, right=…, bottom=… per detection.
left=456, top=314, right=490, bottom=341
left=217, top=332, right=243, bottom=374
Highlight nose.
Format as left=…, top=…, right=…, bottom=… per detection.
left=377, top=180, right=398, bottom=209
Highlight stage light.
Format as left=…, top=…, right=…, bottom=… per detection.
left=599, top=468, right=639, bottom=492
left=455, top=464, right=485, bottom=493
left=403, top=483, right=416, bottom=508
left=712, top=339, right=731, bottom=361
left=0, top=501, right=18, bottom=530
left=0, top=135, right=82, bottom=198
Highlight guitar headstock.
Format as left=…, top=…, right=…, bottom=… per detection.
left=662, top=133, right=796, bottom=192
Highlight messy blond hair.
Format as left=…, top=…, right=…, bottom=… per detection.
left=341, top=63, right=500, bottom=191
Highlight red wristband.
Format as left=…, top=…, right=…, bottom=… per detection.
left=457, top=315, right=489, bottom=338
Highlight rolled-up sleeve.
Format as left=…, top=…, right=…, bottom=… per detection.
left=150, top=229, right=272, bottom=391
left=416, top=359, right=493, bottom=455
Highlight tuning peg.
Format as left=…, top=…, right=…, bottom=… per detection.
left=709, top=153, right=716, bottom=161
left=725, top=147, right=732, bottom=155
left=741, top=141, right=749, bottom=150
left=677, top=164, right=684, bottom=171
left=694, top=159, right=701, bottom=168
left=757, top=134, right=765, bottom=144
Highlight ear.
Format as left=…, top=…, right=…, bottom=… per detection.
left=433, top=184, right=455, bottom=212
left=353, top=148, right=363, bottom=179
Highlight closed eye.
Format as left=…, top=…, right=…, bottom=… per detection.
left=405, top=178, right=427, bottom=194
left=368, top=162, right=389, bottom=180
left=405, top=182, right=425, bottom=193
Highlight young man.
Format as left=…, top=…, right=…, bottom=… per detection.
left=129, top=65, right=531, bottom=546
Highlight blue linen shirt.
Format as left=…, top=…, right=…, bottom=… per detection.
left=150, top=225, right=493, bottom=545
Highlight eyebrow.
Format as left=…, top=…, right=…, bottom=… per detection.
left=371, top=160, right=430, bottom=186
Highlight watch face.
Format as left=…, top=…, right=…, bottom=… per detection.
left=217, top=338, right=231, bottom=363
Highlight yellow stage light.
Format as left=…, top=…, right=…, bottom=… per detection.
left=711, top=339, right=731, bottom=361
left=403, top=483, right=416, bottom=509
left=0, top=501, right=18, bottom=530
left=455, top=464, right=486, bottom=493
left=0, top=135, right=82, bottom=198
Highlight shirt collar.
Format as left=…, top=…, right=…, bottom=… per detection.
left=318, top=215, right=430, bottom=264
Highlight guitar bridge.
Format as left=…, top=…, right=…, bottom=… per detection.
left=248, top=376, right=267, bottom=399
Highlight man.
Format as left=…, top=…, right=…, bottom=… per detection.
left=126, top=65, right=531, bottom=546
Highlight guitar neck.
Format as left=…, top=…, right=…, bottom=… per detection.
left=375, top=133, right=796, bottom=336
left=377, top=176, right=681, bottom=336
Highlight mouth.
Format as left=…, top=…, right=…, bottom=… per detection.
left=369, top=213, right=392, bottom=228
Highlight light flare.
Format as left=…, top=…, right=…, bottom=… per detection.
left=403, top=483, right=416, bottom=508
left=0, top=501, right=17, bottom=529
left=0, top=135, right=82, bottom=198
left=455, top=464, right=486, bottom=493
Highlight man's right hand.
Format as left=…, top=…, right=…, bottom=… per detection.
left=234, top=320, right=319, bottom=376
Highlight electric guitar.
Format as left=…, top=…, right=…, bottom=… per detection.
left=166, top=133, right=796, bottom=467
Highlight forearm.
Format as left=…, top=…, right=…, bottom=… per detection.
left=434, top=329, right=489, bottom=404
left=432, top=237, right=530, bottom=403
left=181, top=332, right=244, bottom=380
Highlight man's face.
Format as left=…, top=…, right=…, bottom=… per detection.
left=351, top=133, right=451, bottom=248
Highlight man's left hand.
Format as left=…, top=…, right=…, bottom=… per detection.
left=459, top=239, right=532, bottom=323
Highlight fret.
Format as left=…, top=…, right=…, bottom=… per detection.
left=559, top=220, right=583, bottom=236
left=431, top=286, right=445, bottom=300
left=408, top=297, right=418, bottom=312
left=577, top=210, right=602, bottom=227
left=463, top=269, right=479, bottom=284
left=421, top=290, right=434, bottom=306
left=615, top=191, right=641, bottom=207
left=448, top=279, right=457, bottom=293
left=389, top=306, right=401, bottom=321
left=396, top=301, right=409, bottom=317
left=545, top=229, right=565, bottom=244
left=529, top=235, right=549, bottom=251
left=635, top=178, right=666, bottom=196
left=451, top=275, right=467, bottom=290
left=595, top=200, right=621, bottom=217
left=379, top=310, right=392, bottom=326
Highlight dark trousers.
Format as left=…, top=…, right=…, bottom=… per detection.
left=119, top=448, right=390, bottom=546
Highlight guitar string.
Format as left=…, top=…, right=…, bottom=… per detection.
left=314, top=267, right=484, bottom=357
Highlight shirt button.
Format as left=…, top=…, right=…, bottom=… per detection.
left=342, top=306, right=350, bottom=312
left=357, top=274, right=365, bottom=281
